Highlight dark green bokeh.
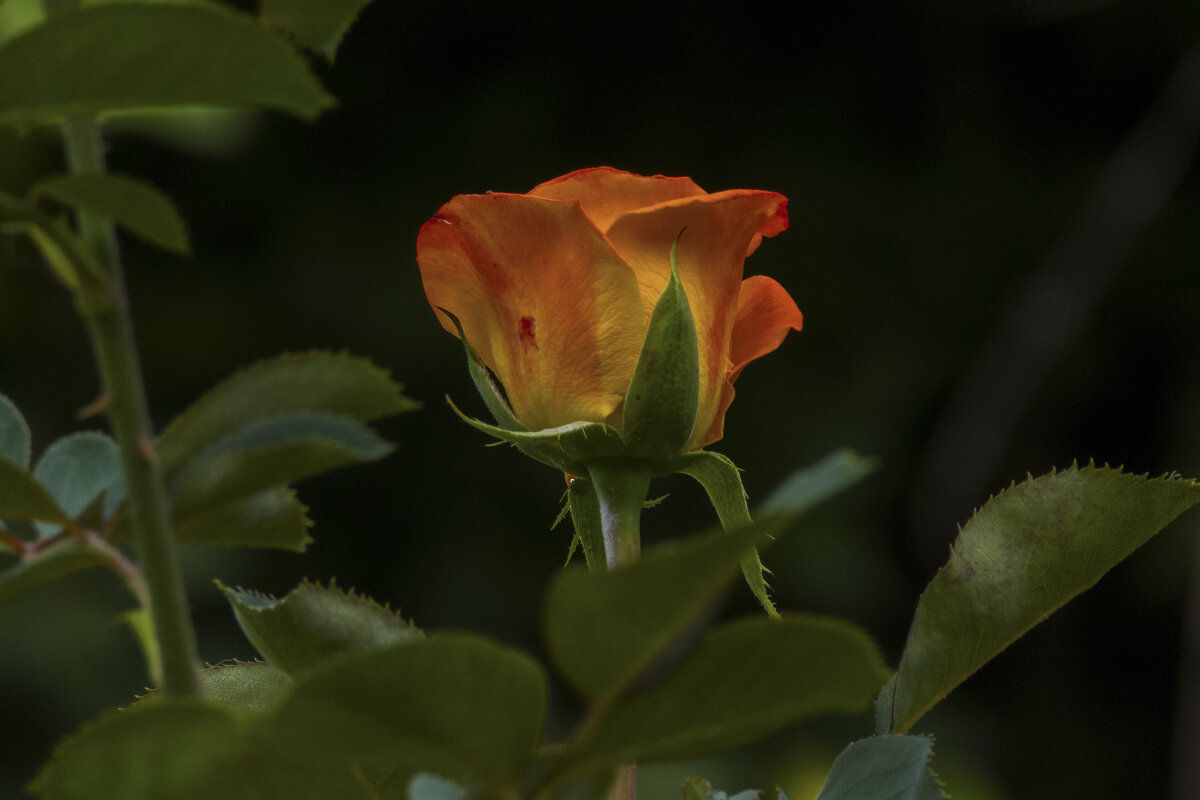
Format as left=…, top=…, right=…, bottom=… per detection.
left=2, top=2, right=1199, bottom=798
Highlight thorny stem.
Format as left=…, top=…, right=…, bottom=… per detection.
left=59, top=115, right=202, bottom=697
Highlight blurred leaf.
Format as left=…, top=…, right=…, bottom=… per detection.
left=0, top=455, right=68, bottom=526
left=0, top=3, right=334, bottom=125
left=33, top=172, right=190, bottom=254
left=171, top=486, right=312, bottom=550
left=170, top=411, right=392, bottom=514
left=0, top=539, right=113, bottom=604
left=544, top=451, right=875, bottom=700
left=887, top=464, right=1200, bottom=734
left=557, top=615, right=888, bottom=779
left=815, top=735, right=945, bottom=800
left=681, top=783, right=789, bottom=800
left=121, top=607, right=161, bottom=687
left=157, top=351, right=414, bottom=478
left=0, top=390, right=31, bottom=469
left=260, top=0, right=376, bottom=63
left=28, top=700, right=371, bottom=800
left=269, top=634, right=547, bottom=791
left=407, top=774, right=470, bottom=800
left=670, top=450, right=776, bottom=617
left=32, top=431, right=120, bottom=536
left=622, top=241, right=699, bottom=460
left=0, top=0, right=43, bottom=44
left=219, top=579, right=421, bottom=676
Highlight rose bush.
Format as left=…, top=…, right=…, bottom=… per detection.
left=416, top=167, right=803, bottom=453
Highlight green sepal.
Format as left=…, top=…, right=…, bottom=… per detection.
left=259, top=0, right=375, bottom=63
left=0, top=2, right=335, bottom=126
left=815, top=735, right=945, bottom=800
left=0, top=391, right=31, bottom=469
left=32, top=172, right=190, bottom=254
left=565, top=475, right=606, bottom=571
left=668, top=450, right=776, bottom=617
left=682, top=779, right=788, bottom=800
left=887, top=463, right=1200, bottom=735
left=218, top=579, right=422, bottom=677
left=437, top=308, right=528, bottom=433
left=621, top=235, right=700, bottom=459
left=32, top=431, right=121, bottom=537
left=447, top=397, right=625, bottom=475
left=551, top=615, right=888, bottom=784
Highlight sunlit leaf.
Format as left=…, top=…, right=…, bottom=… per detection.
left=885, top=464, right=1200, bottom=734
left=219, top=579, right=421, bottom=677
left=0, top=3, right=334, bottom=125
left=33, top=172, right=190, bottom=254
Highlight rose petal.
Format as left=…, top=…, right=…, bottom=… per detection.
left=530, top=167, right=706, bottom=232
left=698, top=274, right=804, bottom=446
left=417, top=193, right=645, bottom=430
left=603, top=190, right=789, bottom=449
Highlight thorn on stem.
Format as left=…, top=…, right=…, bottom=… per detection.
left=138, top=432, right=159, bottom=465
left=76, top=391, right=112, bottom=418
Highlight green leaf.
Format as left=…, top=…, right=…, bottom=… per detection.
left=259, top=0, right=376, bottom=63
left=157, top=351, right=414, bottom=479
left=28, top=700, right=371, bottom=800
left=269, top=634, right=547, bottom=791
left=621, top=238, right=699, bottom=459
left=33, top=173, right=190, bottom=254
left=0, top=3, right=334, bottom=126
left=171, top=486, right=312, bottom=551
left=886, top=464, right=1200, bottom=734
left=544, top=522, right=762, bottom=700
left=200, top=661, right=293, bottom=712
left=0, top=391, right=31, bottom=469
left=0, top=539, right=113, bottom=604
left=558, top=615, right=888, bottom=779
left=0, top=193, right=105, bottom=290
left=544, top=450, right=876, bottom=700
left=670, top=450, right=776, bottom=617
left=0, top=455, right=68, bottom=526
left=32, top=431, right=121, bottom=536
left=121, top=607, right=162, bottom=688
left=815, top=735, right=945, bottom=800
left=170, top=412, right=393, bottom=514
left=219, top=579, right=421, bottom=677
left=0, top=0, right=44, bottom=45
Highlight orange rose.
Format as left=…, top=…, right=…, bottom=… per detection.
left=417, top=167, right=802, bottom=453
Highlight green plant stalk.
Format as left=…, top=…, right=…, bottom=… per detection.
left=585, top=459, right=652, bottom=800
left=60, top=115, right=202, bottom=697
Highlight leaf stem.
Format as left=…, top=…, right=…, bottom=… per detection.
left=584, top=459, right=651, bottom=800
left=59, top=115, right=202, bottom=697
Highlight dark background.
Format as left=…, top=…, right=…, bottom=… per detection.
left=2, top=1, right=1200, bottom=797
